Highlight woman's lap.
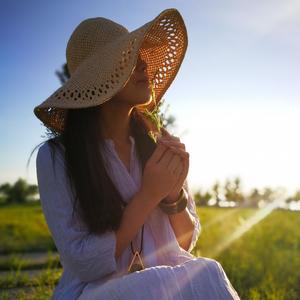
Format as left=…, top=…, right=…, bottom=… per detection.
left=78, top=257, right=240, bottom=300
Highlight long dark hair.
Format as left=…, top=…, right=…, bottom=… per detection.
left=29, top=106, right=159, bottom=235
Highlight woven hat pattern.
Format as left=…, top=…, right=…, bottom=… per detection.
left=33, top=8, right=188, bottom=133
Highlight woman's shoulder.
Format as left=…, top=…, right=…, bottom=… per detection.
left=36, top=137, right=65, bottom=167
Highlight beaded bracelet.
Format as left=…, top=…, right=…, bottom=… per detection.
left=159, top=188, right=188, bottom=215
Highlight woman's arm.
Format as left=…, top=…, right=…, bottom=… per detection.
left=168, top=206, right=195, bottom=251
left=167, top=179, right=201, bottom=252
left=114, top=188, right=157, bottom=259
left=36, top=143, right=118, bottom=282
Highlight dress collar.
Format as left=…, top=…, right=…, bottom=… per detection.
left=103, top=135, right=135, bottom=148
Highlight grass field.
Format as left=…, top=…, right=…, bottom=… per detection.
left=0, top=203, right=299, bottom=299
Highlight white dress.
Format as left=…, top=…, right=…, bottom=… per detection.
left=36, top=136, right=240, bottom=299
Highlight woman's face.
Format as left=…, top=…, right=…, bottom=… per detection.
left=113, top=53, right=152, bottom=106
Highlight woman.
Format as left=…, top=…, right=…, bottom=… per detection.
left=33, top=8, right=240, bottom=299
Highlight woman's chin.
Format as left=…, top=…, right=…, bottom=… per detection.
left=134, top=98, right=153, bottom=110
left=134, top=91, right=152, bottom=105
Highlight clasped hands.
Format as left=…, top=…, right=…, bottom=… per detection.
left=156, top=128, right=189, bottom=203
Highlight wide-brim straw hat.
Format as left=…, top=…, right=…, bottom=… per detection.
left=33, top=8, right=188, bottom=134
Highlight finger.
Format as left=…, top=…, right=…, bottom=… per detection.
left=169, top=135, right=180, bottom=142
left=158, top=140, right=185, bottom=150
left=186, top=154, right=189, bottom=175
left=148, top=143, right=168, bottom=165
left=173, top=160, right=184, bottom=176
left=182, top=157, right=188, bottom=176
left=173, top=154, right=188, bottom=180
left=159, top=128, right=180, bottom=142
left=167, top=154, right=182, bottom=173
left=180, top=154, right=189, bottom=180
left=167, top=147, right=189, bottom=160
left=158, top=148, right=175, bottom=168
left=160, top=127, right=171, bottom=137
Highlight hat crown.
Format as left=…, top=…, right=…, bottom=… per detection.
left=66, top=17, right=129, bottom=74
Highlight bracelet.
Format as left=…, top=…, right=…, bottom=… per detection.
left=161, top=188, right=185, bottom=206
left=159, top=188, right=188, bottom=215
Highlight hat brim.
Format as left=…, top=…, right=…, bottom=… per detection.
left=33, top=8, right=188, bottom=134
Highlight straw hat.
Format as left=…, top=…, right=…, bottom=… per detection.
left=33, top=8, right=188, bottom=134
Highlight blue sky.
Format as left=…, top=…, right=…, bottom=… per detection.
left=1, top=0, right=299, bottom=195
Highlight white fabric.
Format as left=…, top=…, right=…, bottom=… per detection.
left=36, top=137, right=240, bottom=299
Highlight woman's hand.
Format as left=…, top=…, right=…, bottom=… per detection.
left=157, top=127, right=189, bottom=203
left=141, top=140, right=184, bottom=206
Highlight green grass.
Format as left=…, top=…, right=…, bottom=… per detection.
left=0, top=252, right=60, bottom=271
left=0, top=267, right=62, bottom=300
left=193, top=206, right=257, bottom=257
left=0, top=203, right=55, bottom=254
left=0, top=204, right=299, bottom=299
left=216, top=209, right=300, bottom=300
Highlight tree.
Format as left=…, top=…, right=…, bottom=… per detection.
left=247, top=188, right=262, bottom=208
left=194, top=189, right=212, bottom=206
left=55, top=63, right=70, bottom=85
left=212, top=181, right=221, bottom=207
left=0, top=178, right=38, bottom=204
left=286, top=190, right=300, bottom=203
left=224, top=177, right=244, bottom=206
left=261, top=187, right=275, bottom=203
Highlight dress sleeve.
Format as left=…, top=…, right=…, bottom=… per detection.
left=36, top=142, right=118, bottom=282
left=183, top=179, right=202, bottom=253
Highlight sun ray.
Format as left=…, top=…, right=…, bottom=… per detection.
left=209, top=198, right=288, bottom=258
